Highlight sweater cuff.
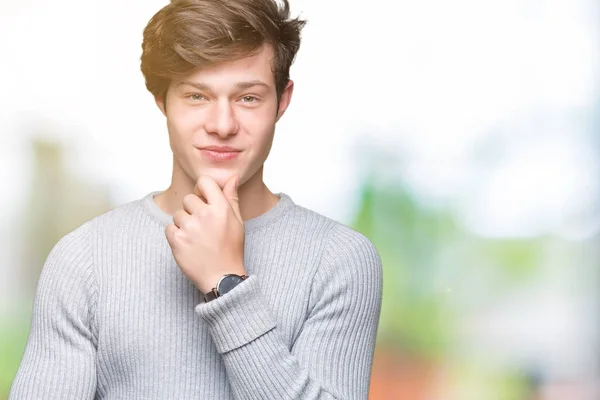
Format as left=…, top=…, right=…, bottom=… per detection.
left=194, top=275, right=277, bottom=354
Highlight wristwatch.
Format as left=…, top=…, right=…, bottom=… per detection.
left=203, top=273, right=248, bottom=303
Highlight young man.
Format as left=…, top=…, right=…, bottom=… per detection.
left=10, top=0, right=383, bottom=399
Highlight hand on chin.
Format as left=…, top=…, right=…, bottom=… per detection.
left=196, top=168, right=236, bottom=190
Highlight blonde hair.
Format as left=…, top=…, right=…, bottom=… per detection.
left=140, top=0, right=306, bottom=103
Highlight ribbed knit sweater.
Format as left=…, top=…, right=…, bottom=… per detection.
left=9, top=191, right=383, bottom=399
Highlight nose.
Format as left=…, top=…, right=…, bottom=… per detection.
left=204, top=100, right=239, bottom=138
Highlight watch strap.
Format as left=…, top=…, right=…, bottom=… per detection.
left=203, top=287, right=220, bottom=303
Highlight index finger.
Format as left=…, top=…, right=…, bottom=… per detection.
left=194, top=175, right=226, bottom=206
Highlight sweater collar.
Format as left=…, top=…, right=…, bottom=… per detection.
left=142, top=190, right=295, bottom=233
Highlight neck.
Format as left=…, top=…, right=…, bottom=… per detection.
left=153, top=161, right=280, bottom=222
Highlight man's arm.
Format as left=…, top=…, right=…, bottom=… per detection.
left=9, top=223, right=98, bottom=400
left=195, top=224, right=383, bottom=399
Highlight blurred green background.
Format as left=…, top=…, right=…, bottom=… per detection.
left=1, top=0, right=599, bottom=399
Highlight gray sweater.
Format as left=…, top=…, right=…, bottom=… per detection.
left=9, top=191, right=383, bottom=399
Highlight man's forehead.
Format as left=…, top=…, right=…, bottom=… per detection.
left=174, top=52, right=276, bottom=89
left=175, top=79, right=271, bottom=90
left=200, top=44, right=273, bottom=72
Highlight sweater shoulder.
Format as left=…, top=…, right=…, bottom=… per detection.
left=285, top=202, right=381, bottom=277
left=296, top=206, right=383, bottom=316
left=88, top=195, right=150, bottom=228
left=284, top=202, right=342, bottom=235
left=287, top=202, right=376, bottom=248
left=312, top=215, right=382, bottom=282
left=48, top=195, right=155, bottom=258
left=64, top=194, right=158, bottom=238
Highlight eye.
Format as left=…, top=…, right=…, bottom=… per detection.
left=240, top=96, right=258, bottom=103
left=186, top=94, right=205, bottom=101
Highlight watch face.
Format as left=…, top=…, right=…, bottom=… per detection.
left=218, top=275, right=245, bottom=296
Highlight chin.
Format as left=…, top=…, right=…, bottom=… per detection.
left=194, top=167, right=237, bottom=189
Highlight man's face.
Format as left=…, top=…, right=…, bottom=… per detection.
left=156, top=44, right=293, bottom=190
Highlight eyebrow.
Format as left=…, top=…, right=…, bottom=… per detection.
left=176, top=80, right=270, bottom=91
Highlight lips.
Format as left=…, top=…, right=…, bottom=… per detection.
left=200, top=146, right=241, bottom=152
left=199, top=148, right=240, bottom=161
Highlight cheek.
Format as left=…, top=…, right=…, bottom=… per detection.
left=244, top=118, right=275, bottom=152
left=251, top=127, right=276, bottom=160
left=240, top=106, right=276, bottom=133
left=167, top=110, right=198, bottom=141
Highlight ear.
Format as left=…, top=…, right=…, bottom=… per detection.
left=276, top=80, right=294, bottom=122
left=155, top=94, right=167, bottom=117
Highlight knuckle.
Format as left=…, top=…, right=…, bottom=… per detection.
left=174, top=229, right=187, bottom=241
left=182, top=194, right=195, bottom=208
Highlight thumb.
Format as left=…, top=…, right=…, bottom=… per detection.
left=223, top=175, right=242, bottom=222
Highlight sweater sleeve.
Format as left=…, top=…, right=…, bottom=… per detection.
left=194, top=225, right=383, bottom=400
left=9, top=223, right=98, bottom=400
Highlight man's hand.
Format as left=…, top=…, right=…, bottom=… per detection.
left=166, top=174, right=246, bottom=294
